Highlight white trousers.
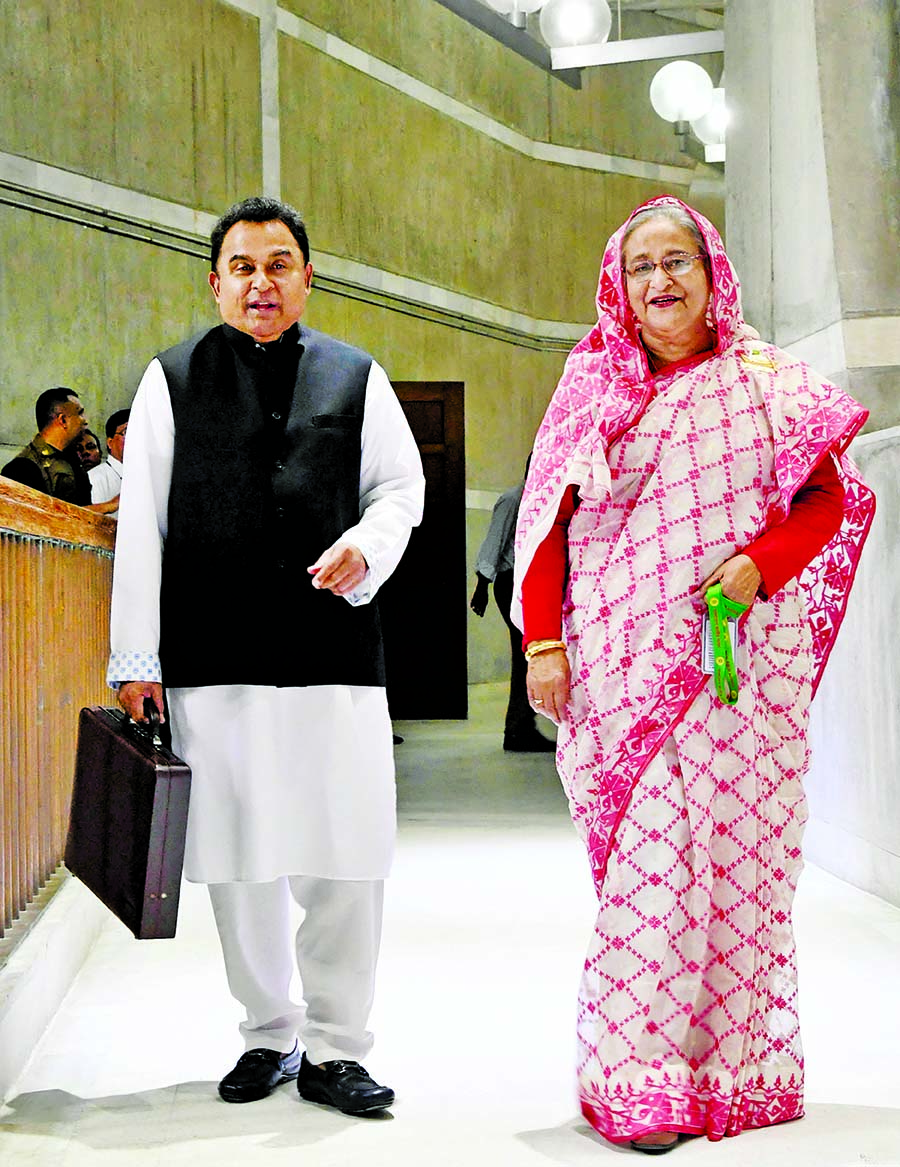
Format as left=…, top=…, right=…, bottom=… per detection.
left=207, top=876, right=384, bottom=1064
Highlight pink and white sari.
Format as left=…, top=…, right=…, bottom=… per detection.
left=514, top=198, right=874, bottom=1142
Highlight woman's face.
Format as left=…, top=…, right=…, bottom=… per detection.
left=74, top=432, right=102, bottom=469
left=622, top=217, right=712, bottom=358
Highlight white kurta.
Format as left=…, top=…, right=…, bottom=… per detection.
left=108, top=355, right=424, bottom=884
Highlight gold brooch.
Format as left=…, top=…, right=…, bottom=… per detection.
left=739, top=348, right=777, bottom=370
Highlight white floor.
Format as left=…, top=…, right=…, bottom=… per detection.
left=2, top=685, right=900, bottom=1166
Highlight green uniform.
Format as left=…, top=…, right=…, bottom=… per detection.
left=1, top=437, right=90, bottom=504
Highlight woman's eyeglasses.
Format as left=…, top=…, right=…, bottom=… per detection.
left=624, top=254, right=705, bottom=282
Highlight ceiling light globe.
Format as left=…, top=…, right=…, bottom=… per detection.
left=649, top=60, right=714, bottom=123
left=690, top=87, right=728, bottom=144
left=539, top=0, right=612, bottom=49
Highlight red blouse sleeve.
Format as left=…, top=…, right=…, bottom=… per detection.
left=521, top=485, right=577, bottom=645
left=744, top=455, right=845, bottom=598
left=521, top=458, right=844, bottom=642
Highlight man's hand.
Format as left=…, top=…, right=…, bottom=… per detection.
left=118, top=681, right=165, bottom=724
left=470, top=573, right=490, bottom=618
left=86, top=495, right=120, bottom=515
left=308, top=542, right=368, bottom=596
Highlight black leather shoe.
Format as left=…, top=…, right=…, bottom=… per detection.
left=296, top=1053, right=394, bottom=1115
left=218, top=1043, right=302, bottom=1103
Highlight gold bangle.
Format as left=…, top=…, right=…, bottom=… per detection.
left=524, top=638, right=566, bottom=662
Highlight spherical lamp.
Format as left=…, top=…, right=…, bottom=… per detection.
left=649, top=60, right=714, bottom=124
left=539, top=0, right=612, bottom=49
left=690, top=87, right=728, bottom=145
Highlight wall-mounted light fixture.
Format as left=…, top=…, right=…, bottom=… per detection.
left=689, top=85, right=727, bottom=163
left=482, top=0, right=547, bottom=30
left=649, top=60, right=726, bottom=165
left=437, top=0, right=727, bottom=143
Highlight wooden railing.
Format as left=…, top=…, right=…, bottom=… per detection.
left=0, top=477, right=115, bottom=938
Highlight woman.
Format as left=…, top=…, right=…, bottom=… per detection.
left=513, top=198, right=874, bottom=1153
left=73, top=428, right=103, bottom=470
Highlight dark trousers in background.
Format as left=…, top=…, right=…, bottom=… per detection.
left=491, top=569, right=534, bottom=743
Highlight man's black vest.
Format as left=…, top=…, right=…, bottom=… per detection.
left=156, top=323, right=385, bottom=689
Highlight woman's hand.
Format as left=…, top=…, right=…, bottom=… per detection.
left=526, top=648, right=570, bottom=726
left=697, top=553, right=762, bottom=607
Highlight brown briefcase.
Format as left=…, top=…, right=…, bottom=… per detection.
left=65, top=705, right=191, bottom=939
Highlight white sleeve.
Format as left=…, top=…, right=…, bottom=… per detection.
left=106, top=359, right=174, bottom=686
left=339, top=361, right=425, bottom=606
left=88, top=461, right=120, bottom=505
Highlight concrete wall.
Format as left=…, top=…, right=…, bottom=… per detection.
left=0, top=205, right=219, bottom=455
left=1, top=0, right=262, bottom=210
left=0, top=0, right=721, bottom=685
left=806, top=431, right=900, bottom=906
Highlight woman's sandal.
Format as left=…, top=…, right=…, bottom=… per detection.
left=629, top=1133, right=679, bottom=1155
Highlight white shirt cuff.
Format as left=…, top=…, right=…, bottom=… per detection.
left=107, top=650, right=162, bottom=689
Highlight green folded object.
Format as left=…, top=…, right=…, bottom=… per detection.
left=704, top=583, right=748, bottom=704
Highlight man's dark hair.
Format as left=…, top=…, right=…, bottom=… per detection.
left=210, top=197, right=309, bottom=271
left=105, top=408, right=131, bottom=439
left=35, top=387, right=78, bottom=431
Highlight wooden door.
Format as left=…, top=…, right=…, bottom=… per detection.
left=379, top=381, right=467, bottom=719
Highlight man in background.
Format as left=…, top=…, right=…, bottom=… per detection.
left=88, top=409, right=129, bottom=517
left=471, top=464, right=555, bottom=752
left=2, top=388, right=91, bottom=505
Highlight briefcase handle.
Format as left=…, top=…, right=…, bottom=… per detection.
left=128, top=698, right=163, bottom=747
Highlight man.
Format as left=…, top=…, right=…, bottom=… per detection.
left=88, top=409, right=129, bottom=516
left=2, top=387, right=91, bottom=504
left=110, top=197, right=424, bottom=1114
left=470, top=464, right=555, bottom=752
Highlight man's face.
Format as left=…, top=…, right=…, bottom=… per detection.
left=107, top=422, right=128, bottom=463
left=58, top=396, right=88, bottom=448
left=208, top=219, right=313, bottom=343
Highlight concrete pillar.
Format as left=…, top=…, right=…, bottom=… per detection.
left=725, top=0, right=900, bottom=906
left=725, top=0, right=900, bottom=418
left=814, top=0, right=900, bottom=422
left=725, top=0, right=844, bottom=366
